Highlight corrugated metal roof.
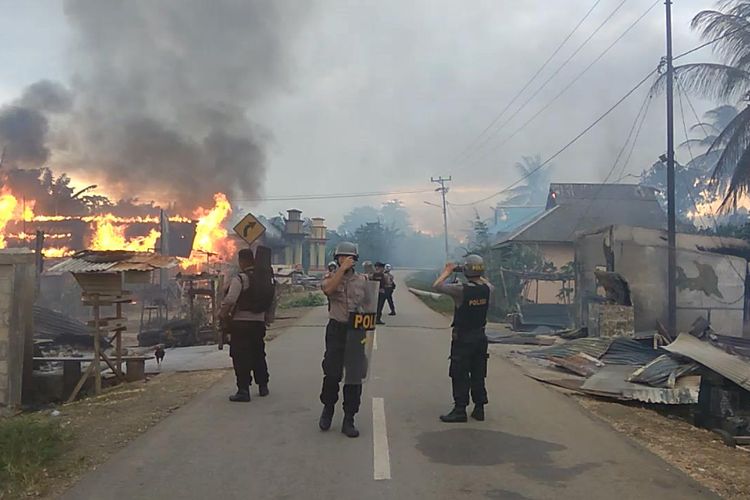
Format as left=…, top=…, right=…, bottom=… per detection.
left=525, top=337, right=612, bottom=361
left=496, top=184, right=666, bottom=245
left=48, top=251, right=178, bottom=275
left=600, top=338, right=663, bottom=366
left=664, top=333, right=750, bottom=392
left=580, top=364, right=698, bottom=404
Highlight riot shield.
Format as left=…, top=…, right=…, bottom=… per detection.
left=344, top=280, right=378, bottom=384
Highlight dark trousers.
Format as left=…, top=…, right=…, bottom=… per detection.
left=449, top=333, right=489, bottom=407
left=385, top=288, right=395, bottom=313
left=376, top=292, right=386, bottom=320
left=320, top=320, right=362, bottom=415
left=229, top=320, right=269, bottom=392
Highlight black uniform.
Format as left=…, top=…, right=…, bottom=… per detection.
left=449, top=283, right=490, bottom=407
left=372, top=270, right=387, bottom=322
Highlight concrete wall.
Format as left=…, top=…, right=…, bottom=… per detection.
left=0, top=250, right=36, bottom=414
left=576, top=226, right=748, bottom=337
left=521, top=243, right=575, bottom=304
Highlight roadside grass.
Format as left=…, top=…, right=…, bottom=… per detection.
left=279, top=291, right=326, bottom=309
left=0, top=415, right=69, bottom=498
left=405, top=270, right=455, bottom=315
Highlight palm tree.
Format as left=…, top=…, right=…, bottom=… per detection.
left=658, top=1, right=750, bottom=211
left=502, top=155, right=553, bottom=206
left=680, top=104, right=739, bottom=150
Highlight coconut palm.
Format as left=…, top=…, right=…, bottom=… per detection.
left=680, top=104, right=739, bottom=150
left=658, top=1, right=750, bottom=211
left=502, top=154, right=553, bottom=206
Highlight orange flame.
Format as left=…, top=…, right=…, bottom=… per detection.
left=89, top=214, right=161, bottom=252
left=0, top=189, right=20, bottom=248
left=179, top=193, right=235, bottom=270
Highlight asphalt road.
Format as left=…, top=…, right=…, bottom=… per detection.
left=63, top=274, right=716, bottom=500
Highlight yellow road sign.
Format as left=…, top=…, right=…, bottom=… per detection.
left=233, top=212, right=266, bottom=245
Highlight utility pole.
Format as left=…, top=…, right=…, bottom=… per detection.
left=431, top=176, right=452, bottom=261
left=665, top=0, right=677, bottom=336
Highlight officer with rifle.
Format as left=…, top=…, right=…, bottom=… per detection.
left=433, top=255, right=493, bottom=422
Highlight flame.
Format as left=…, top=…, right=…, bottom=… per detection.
left=0, top=189, right=20, bottom=248
left=42, top=247, right=74, bottom=258
left=179, top=193, right=235, bottom=269
left=89, top=215, right=161, bottom=252
left=0, top=185, right=235, bottom=266
left=687, top=192, right=750, bottom=224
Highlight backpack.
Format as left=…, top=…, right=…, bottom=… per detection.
left=236, top=269, right=276, bottom=314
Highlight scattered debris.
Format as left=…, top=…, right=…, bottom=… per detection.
left=629, top=354, right=700, bottom=388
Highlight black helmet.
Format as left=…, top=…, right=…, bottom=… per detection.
left=463, top=254, right=485, bottom=278
left=334, top=241, right=359, bottom=260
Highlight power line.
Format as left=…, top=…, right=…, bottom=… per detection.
left=234, top=189, right=434, bottom=202
left=566, top=81, right=655, bottom=240
left=452, top=0, right=604, bottom=164
left=675, top=79, right=746, bottom=287
left=458, top=0, right=629, bottom=166
left=674, top=25, right=748, bottom=61
left=465, top=0, right=660, bottom=169
left=450, top=67, right=658, bottom=207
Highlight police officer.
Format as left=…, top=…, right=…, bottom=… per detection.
left=319, top=241, right=369, bottom=438
left=433, top=255, right=493, bottom=422
left=220, top=248, right=276, bottom=402
left=384, top=263, right=396, bottom=316
left=372, top=262, right=387, bottom=325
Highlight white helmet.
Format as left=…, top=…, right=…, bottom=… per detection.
left=385, top=264, right=392, bottom=272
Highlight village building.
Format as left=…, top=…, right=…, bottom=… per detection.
left=495, top=183, right=666, bottom=304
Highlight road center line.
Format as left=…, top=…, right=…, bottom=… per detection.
left=373, top=330, right=378, bottom=350
left=372, top=397, right=391, bottom=481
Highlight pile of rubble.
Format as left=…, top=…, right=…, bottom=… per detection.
left=512, top=319, right=750, bottom=448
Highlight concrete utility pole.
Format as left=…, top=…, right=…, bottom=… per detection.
left=431, top=176, right=452, bottom=261
left=665, top=0, right=677, bottom=336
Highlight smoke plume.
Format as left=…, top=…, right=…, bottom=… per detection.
left=1, top=1, right=313, bottom=209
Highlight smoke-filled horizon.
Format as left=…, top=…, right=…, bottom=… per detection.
left=0, top=0, right=722, bottom=232
left=0, top=0, right=314, bottom=210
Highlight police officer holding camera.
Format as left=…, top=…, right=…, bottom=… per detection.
left=319, top=241, right=368, bottom=438
left=433, top=255, right=493, bottom=423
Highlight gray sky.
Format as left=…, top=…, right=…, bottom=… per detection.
left=0, top=0, right=722, bottom=235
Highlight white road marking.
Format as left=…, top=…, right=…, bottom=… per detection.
left=373, top=329, right=378, bottom=350
left=372, top=397, right=391, bottom=481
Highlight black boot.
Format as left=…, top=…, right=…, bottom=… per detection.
left=440, top=406, right=467, bottom=423
left=342, top=414, right=360, bottom=438
left=229, top=389, right=251, bottom=402
left=319, top=405, right=334, bottom=431
left=471, top=404, right=485, bottom=421
left=259, top=384, right=269, bottom=397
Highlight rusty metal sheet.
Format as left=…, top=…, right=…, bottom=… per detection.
left=549, top=352, right=603, bottom=377
left=664, top=333, right=750, bottom=392
left=48, top=251, right=178, bottom=274
left=581, top=365, right=699, bottom=404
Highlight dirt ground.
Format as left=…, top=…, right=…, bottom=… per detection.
left=492, top=344, right=750, bottom=499
left=15, top=303, right=320, bottom=499
left=19, top=370, right=226, bottom=499
left=577, top=396, right=750, bottom=500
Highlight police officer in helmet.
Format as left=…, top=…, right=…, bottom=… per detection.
left=319, top=241, right=369, bottom=437
left=433, top=254, right=494, bottom=422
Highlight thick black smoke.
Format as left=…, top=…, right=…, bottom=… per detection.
left=0, top=80, right=73, bottom=166
left=2, top=1, right=313, bottom=209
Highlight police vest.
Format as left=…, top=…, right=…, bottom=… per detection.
left=452, top=283, right=490, bottom=331
left=236, top=269, right=275, bottom=314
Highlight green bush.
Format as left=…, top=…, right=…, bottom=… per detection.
left=280, top=292, right=327, bottom=309
left=0, top=416, right=69, bottom=496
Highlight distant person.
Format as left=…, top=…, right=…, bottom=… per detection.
left=384, top=263, right=396, bottom=316
left=372, top=261, right=387, bottom=325
left=433, top=255, right=493, bottom=423
left=220, top=248, right=276, bottom=402
left=319, top=241, right=369, bottom=438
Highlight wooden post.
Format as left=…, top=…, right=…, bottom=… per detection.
left=93, top=296, right=102, bottom=395
left=115, top=302, right=123, bottom=377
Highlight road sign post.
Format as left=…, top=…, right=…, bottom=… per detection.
left=233, top=212, right=266, bottom=246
